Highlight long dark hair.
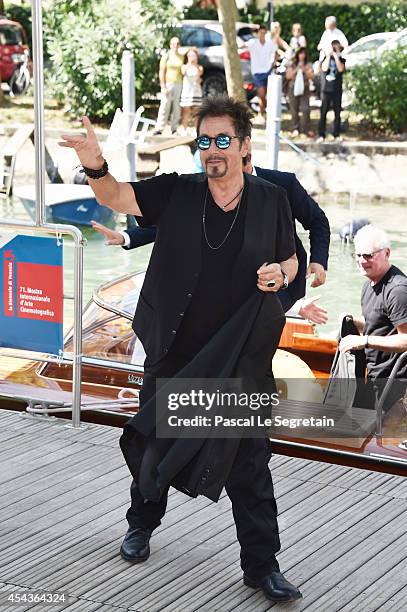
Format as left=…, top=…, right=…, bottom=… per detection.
left=294, top=46, right=308, bottom=65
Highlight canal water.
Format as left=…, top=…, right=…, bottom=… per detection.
left=1, top=193, right=406, bottom=338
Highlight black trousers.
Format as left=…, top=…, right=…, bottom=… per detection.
left=319, top=90, right=342, bottom=138
left=125, top=354, right=281, bottom=580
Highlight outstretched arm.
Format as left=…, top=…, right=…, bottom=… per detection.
left=59, top=117, right=141, bottom=215
left=340, top=323, right=407, bottom=354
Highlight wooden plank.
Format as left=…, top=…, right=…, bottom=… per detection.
left=275, top=502, right=407, bottom=611
left=1, top=125, right=34, bottom=156
left=3, top=483, right=215, bottom=586
left=0, top=462, right=126, bottom=528
left=377, top=585, right=407, bottom=611
left=200, top=490, right=393, bottom=611
left=137, top=135, right=194, bottom=155
left=0, top=446, right=118, bottom=506
left=316, top=541, right=407, bottom=612
left=1, top=408, right=406, bottom=611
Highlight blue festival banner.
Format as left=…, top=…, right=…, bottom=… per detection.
left=0, top=234, right=63, bottom=354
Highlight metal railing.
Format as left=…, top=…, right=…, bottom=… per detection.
left=0, top=0, right=84, bottom=427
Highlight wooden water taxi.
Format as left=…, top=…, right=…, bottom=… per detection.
left=1, top=271, right=406, bottom=475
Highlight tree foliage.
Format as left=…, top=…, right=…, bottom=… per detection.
left=346, top=48, right=407, bottom=134
left=44, top=0, right=179, bottom=121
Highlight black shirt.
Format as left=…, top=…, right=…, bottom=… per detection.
left=362, top=265, right=407, bottom=380
left=130, top=172, right=295, bottom=361
left=320, top=55, right=345, bottom=94
left=171, top=181, right=248, bottom=357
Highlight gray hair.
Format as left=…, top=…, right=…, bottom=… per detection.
left=354, top=224, right=390, bottom=250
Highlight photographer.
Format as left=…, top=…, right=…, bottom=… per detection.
left=317, top=40, right=346, bottom=142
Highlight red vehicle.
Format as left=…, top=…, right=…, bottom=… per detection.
left=0, top=17, right=31, bottom=95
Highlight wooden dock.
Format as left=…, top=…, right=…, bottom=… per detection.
left=0, top=407, right=406, bottom=611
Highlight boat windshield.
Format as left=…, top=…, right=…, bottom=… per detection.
left=63, top=271, right=147, bottom=367
left=94, top=271, right=145, bottom=320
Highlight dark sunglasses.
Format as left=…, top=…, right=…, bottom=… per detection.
left=195, top=134, right=240, bottom=150
left=353, top=248, right=385, bottom=261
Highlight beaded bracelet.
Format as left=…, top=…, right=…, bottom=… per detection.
left=80, top=160, right=108, bottom=179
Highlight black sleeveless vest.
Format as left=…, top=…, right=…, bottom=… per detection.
left=133, top=172, right=294, bottom=365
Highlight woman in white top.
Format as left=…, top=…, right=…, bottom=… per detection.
left=180, top=47, right=203, bottom=133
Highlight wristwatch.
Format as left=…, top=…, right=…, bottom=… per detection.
left=281, top=269, right=289, bottom=289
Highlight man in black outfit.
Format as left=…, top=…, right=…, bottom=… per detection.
left=339, top=224, right=407, bottom=409
left=318, top=39, right=346, bottom=142
left=92, top=153, right=330, bottom=315
left=60, top=97, right=302, bottom=603
left=243, top=152, right=330, bottom=312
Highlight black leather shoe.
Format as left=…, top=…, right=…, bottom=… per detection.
left=120, top=527, right=152, bottom=562
left=244, top=571, right=302, bottom=603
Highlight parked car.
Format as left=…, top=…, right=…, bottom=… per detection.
left=177, top=20, right=258, bottom=98
left=0, top=17, right=31, bottom=94
left=377, top=27, right=407, bottom=56
left=343, top=32, right=397, bottom=70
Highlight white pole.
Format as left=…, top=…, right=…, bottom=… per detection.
left=122, top=51, right=136, bottom=181
left=31, top=0, right=83, bottom=428
left=266, top=74, right=282, bottom=170
left=32, top=0, right=46, bottom=225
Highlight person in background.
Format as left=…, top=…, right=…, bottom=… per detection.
left=339, top=225, right=407, bottom=411
left=285, top=47, right=314, bottom=138
left=318, top=40, right=346, bottom=142
left=270, top=21, right=292, bottom=84
left=179, top=47, right=203, bottom=135
left=287, top=295, right=328, bottom=324
left=270, top=21, right=290, bottom=55
left=317, top=16, right=348, bottom=57
left=153, top=37, right=184, bottom=136
left=247, top=24, right=277, bottom=120
left=243, top=152, right=329, bottom=313
left=289, top=23, right=307, bottom=51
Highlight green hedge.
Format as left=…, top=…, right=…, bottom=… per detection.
left=186, top=1, right=407, bottom=61
left=345, top=47, right=407, bottom=133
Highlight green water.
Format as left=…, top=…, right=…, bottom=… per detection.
left=1, top=193, right=406, bottom=337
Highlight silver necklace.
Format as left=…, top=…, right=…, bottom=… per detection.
left=202, top=187, right=244, bottom=250
left=216, top=185, right=244, bottom=210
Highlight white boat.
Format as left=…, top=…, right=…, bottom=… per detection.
left=15, top=183, right=114, bottom=226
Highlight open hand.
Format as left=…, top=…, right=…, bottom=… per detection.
left=299, top=296, right=328, bottom=324
left=91, top=221, right=125, bottom=246
left=59, top=116, right=104, bottom=170
left=306, top=262, right=326, bottom=288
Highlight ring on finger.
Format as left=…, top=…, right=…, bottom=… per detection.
left=267, top=279, right=276, bottom=288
